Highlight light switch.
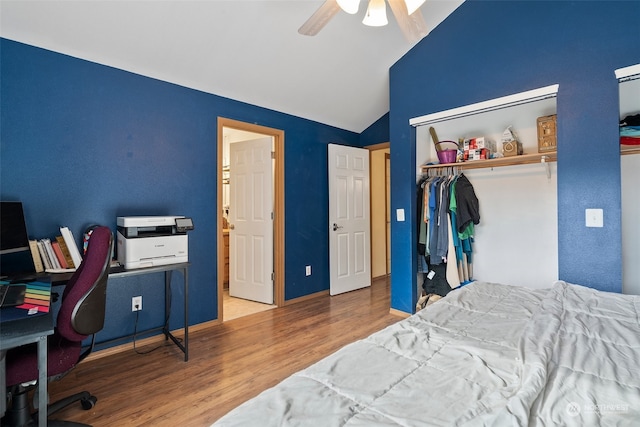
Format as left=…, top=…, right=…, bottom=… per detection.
left=585, top=208, right=603, bottom=228
left=396, top=208, right=405, bottom=222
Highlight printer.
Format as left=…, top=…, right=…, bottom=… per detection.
left=116, top=216, right=193, bottom=269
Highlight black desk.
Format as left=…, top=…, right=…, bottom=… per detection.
left=102, top=263, right=190, bottom=361
left=1, top=310, right=53, bottom=427
left=3, top=262, right=190, bottom=367
left=0, top=263, right=188, bottom=425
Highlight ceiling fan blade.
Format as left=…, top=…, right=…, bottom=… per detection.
left=298, top=0, right=342, bottom=36
left=388, top=0, right=428, bottom=43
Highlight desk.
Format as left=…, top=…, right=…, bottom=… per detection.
left=105, top=263, right=190, bottom=361
left=1, top=311, right=53, bottom=427
left=4, top=262, right=190, bottom=364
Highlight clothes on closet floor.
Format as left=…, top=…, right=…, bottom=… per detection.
left=417, top=173, right=479, bottom=297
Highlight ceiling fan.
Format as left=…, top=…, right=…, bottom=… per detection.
left=298, top=0, right=429, bottom=43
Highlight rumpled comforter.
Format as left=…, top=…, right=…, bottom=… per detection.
left=213, top=281, right=640, bottom=426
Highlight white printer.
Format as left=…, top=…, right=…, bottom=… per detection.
left=116, top=216, right=193, bottom=269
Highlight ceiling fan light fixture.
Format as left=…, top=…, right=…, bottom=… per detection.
left=404, top=0, right=426, bottom=15
left=362, top=0, right=388, bottom=27
left=337, top=0, right=360, bottom=14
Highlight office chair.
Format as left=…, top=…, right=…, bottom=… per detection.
left=3, top=226, right=113, bottom=427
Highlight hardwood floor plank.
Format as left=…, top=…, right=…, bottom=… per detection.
left=42, top=278, right=400, bottom=426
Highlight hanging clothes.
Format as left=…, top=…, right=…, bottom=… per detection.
left=445, top=214, right=461, bottom=288
left=428, top=178, right=442, bottom=263
left=417, top=170, right=480, bottom=296
left=416, top=177, right=430, bottom=273
left=449, top=175, right=475, bottom=284
left=454, top=174, right=480, bottom=234
left=435, top=178, right=451, bottom=263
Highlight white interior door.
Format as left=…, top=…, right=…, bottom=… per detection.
left=328, top=144, right=371, bottom=295
left=229, top=137, right=274, bottom=304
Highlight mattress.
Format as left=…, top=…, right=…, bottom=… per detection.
left=213, top=281, right=640, bottom=426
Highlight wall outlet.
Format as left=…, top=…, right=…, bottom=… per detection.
left=132, top=296, right=142, bottom=312
left=305, top=265, right=312, bottom=276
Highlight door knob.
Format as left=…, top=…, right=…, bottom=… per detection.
left=332, top=223, right=343, bottom=231
left=229, top=224, right=235, bottom=230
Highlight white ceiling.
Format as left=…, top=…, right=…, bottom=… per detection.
left=0, top=0, right=463, bottom=133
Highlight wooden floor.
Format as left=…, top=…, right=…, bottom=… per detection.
left=42, top=277, right=400, bottom=426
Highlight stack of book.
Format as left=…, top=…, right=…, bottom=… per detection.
left=28, top=226, right=83, bottom=273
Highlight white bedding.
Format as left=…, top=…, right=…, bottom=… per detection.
left=213, top=281, right=640, bottom=426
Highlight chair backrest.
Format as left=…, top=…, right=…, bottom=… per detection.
left=57, top=226, right=113, bottom=342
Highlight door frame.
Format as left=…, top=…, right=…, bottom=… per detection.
left=217, top=117, right=285, bottom=321
left=385, top=151, right=391, bottom=276
left=367, top=142, right=390, bottom=280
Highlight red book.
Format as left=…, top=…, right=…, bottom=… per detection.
left=51, top=241, right=69, bottom=268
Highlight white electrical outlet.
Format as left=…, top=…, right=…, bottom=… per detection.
left=305, top=265, right=311, bottom=276
left=132, top=296, right=142, bottom=312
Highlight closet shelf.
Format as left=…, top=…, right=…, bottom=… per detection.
left=420, top=145, right=639, bottom=172
left=421, top=152, right=557, bottom=172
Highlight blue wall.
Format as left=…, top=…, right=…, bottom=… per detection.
left=389, top=0, right=640, bottom=312
left=0, top=39, right=359, bottom=345
left=360, top=112, right=390, bottom=146
left=2, top=0, right=637, bottom=338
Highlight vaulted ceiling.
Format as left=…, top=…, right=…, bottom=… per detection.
left=0, top=0, right=463, bottom=133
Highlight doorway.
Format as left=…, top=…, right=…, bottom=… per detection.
left=217, top=118, right=285, bottom=322
left=368, top=143, right=391, bottom=282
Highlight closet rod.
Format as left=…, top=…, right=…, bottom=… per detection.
left=423, top=165, right=460, bottom=178
left=421, top=154, right=554, bottom=179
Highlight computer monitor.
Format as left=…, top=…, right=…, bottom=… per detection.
left=0, top=201, right=35, bottom=278
left=1, top=201, right=30, bottom=255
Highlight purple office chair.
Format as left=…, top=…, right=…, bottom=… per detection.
left=3, top=226, right=113, bottom=427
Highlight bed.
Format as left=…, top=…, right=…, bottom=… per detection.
left=213, top=281, right=640, bottom=426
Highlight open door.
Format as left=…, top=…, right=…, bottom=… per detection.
left=328, top=144, right=371, bottom=295
left=228, top=137, right=274, bottom=304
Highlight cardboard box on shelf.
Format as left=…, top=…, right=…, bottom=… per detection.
left=537, top=114, right=557, bottom=152
left=465, top=148, right=490, bottom=161
left=501, top=126, right=523, bottom=157
left=502, top=140, right=523, bottom=157
left=464, top=137, right=495, bottom=152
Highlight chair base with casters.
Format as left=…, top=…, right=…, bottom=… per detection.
left=3, top=336, right=98, bottom=427
left=4, top=385, right=95, bottom=427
